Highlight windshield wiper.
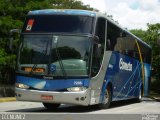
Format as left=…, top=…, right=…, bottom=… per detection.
left=53, top=36, right=67, bottom=77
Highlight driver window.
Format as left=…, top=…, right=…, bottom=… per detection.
left=91, top=17, right=106, bottom=77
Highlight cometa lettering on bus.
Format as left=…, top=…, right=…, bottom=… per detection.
left=119, top=58, right=132, bottom=71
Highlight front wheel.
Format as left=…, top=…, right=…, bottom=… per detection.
left=98, top=87, right=112, bottom=109
left=42, top=103, right=60, bottom=110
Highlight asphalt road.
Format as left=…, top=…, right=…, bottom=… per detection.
left=0, top=97, right=160, bottom=120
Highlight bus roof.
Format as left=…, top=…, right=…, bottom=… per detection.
left=28, top=9, right=96, bottom=17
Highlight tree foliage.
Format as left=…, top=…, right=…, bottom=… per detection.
left=130, top=29, right=147, bottom=41
left=146, top=24, right=160, bottom=89
left=0, top=0, right=93, bottom=85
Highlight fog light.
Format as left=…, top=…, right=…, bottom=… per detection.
left=15, top=83, right=29, bottom=89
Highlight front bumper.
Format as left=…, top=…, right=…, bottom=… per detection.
left=15, top=88, right=91, bottom=106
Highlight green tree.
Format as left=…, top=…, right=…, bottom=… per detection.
left=145, top=23, right=160, bottom=91
left=130, top=29, right=147, bottom=41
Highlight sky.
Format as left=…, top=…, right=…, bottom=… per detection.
left=80, top=0, right=160, bottom=30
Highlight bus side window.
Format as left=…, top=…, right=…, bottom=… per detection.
left=91, top=43, right=101, bottom=76
left=106, top=39, right=111, bottom=50
left=91, top=17, right=106, bottom=77
left=106, top=21, right=122, bottom=52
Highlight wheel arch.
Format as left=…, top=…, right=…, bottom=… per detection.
left=106, top=81, right=113, bottom=99
left=102, top=80, right=113, bottom=100
left=98, top=80, right=113, bottom=109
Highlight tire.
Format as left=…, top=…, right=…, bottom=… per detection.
left=136, top=88, right=142, bottom=102
left=98, top=87, right=112, bottom=109
left=42, top=103, right=60, bottom=110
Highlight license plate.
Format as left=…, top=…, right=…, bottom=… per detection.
left=41, top=95, right=53, bottom=100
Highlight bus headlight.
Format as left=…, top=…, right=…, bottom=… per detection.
left=15, top=83, right=29, bottom=89
left=67, top=87, right=87, bottom=92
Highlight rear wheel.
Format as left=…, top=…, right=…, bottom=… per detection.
left=42, top=103, right=60, bottom=110
left=136, top=88, right=142, bottom=102
left=98, top=87, right=112, bottom=109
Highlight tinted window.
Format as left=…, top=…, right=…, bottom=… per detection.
left=106, top=21, right=124, bottom=52
left=121, top=34, right=136, bottom=58
left=106, top=21, right=151, bottom=64
left=91, top=18, right=106, bottom=77
left=136, top=41, right=151, bottom=64
left=22, top=15, right=94, bottom=34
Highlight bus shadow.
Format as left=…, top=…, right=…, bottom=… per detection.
left=109, top=99, right=138, bottom=109
left=109, top=97, right=156, bottom=109
left=6, top=99, right=146, bottom=113
left=6, top=105, right=99, bottom=113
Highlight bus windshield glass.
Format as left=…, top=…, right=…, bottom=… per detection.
left=19, top=34, right=91, bottom=77
left=22, top=15, right=94, bottom=34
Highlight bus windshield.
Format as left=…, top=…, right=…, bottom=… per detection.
left=19, top=34, right=91, bottom=77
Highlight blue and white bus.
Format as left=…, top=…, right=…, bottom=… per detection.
left=15, top=9, right=151, bottom=109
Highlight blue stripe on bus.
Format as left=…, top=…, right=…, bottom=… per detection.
left=100, top=51, right=145, bottom=102
left=28, top=9, right=96, bottom=16
left=16, top=76, right=90, bottom=91
left=113, top=62, right=142, bottom=100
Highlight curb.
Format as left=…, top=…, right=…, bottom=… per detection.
left=0, top=97, right=16, bottom=102
left=150, top=96, right=160, bottom=102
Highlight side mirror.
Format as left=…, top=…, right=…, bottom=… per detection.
left=9, top=29, right=21, bottom=50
